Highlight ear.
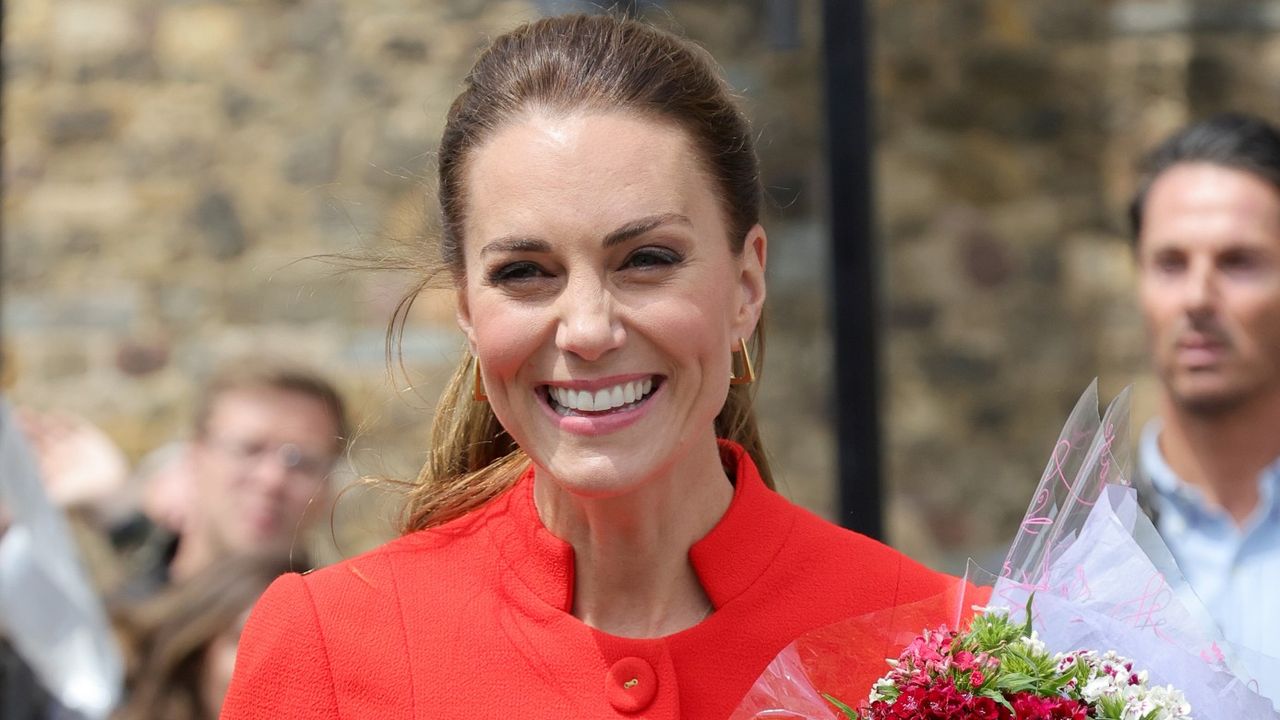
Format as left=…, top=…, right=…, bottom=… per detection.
left=455, top=285, right=479, bottom=356
left=732, top=224, right=768, bottom=342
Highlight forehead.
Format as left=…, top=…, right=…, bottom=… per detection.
left=206, top=388, right=338, bottom=444
left=1141, top=162, right=1280, bottom=249
left=462, top=111, right=718, bottom=242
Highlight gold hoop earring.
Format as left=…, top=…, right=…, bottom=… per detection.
left=472, top=358, right=488, bottom=402
left=730, top=338, right=755, bottom=386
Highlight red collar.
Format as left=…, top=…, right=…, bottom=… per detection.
left=487, top=439, right=798, bottom=614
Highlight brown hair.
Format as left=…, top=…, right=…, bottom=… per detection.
left=397, top=13, right=772, bottom=532
left=112, top=554, right=296, bottom=720
left=1129, top=112, right=1280, bottom=245
left=193, top=362, right=349, bottom=453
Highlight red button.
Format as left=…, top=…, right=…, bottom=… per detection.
left=605, top=656, right=658, bottom=713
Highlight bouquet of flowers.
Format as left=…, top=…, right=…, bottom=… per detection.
left=830, top=599, right=1190, bottom=720
left=731, top=383, right=1277, bottom=720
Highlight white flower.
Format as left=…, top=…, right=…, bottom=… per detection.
left=1015, top=631, right=1047, bottom=655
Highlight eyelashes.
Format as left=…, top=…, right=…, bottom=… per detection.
left=486, top=261, right=545, bottom=285
left=483, top=246, right=684, bottom=287
left=623, top=247, right=682, bottom=269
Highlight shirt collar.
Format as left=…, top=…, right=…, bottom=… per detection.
left=1140, top=418, right=1187, bottom=500
left=486, top=439, right=795, bottom=614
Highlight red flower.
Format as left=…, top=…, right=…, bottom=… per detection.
left=862, top=678, right=1023, bottom=720
left=1008, top=692, right=1089, bottom=720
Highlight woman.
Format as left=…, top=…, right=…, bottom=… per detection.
left=113, top=554, right=294, bottom=720
left=223, top=13, right=951, bottom=718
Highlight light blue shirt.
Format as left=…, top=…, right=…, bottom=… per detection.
left=1139, top=420, right=1280, bottom=673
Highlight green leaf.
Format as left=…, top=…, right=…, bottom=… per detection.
left=1022, top=593, right=1035, bottom=638
left=822, top=693, right=861, bottom=720
left=994, top=672, right=1038, bottom=694
left=979, top=688, right=1014, bottom=712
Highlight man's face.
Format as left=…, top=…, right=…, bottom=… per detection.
left=190, top=388, right=339, bottom=557
left=1137, top=162, right=1280, bottom=414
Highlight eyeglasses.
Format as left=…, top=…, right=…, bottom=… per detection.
left=204, top=437, right=336, bottom=481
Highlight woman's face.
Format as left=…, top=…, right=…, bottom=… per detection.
left=457, top=111, right=766, bottom=497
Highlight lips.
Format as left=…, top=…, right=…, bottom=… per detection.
left=543, top=376, right=660, bottom=415
left=1174, top=332, right=1229, bottom=367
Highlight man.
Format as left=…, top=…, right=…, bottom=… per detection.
left=124, top=363, right=348, bottom=596
left=1131, top=112, right=1280, bottom=661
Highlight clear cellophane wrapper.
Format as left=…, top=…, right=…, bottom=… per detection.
left=731, top=382, right=1278, bottom=719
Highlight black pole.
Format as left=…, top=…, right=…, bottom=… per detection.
left=822, top=0, right=883, bottom=539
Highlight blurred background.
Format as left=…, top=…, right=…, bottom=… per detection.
left=6, top=0, right=1280, bottom=572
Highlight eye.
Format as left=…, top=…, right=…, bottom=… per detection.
left=1149, top=250, right=1185, bottom=274
left=1219, top=248, right=1263, bottom=273
left=622, top=246, right=681, bottom=270
left=486, top=261, right=549, bottom=284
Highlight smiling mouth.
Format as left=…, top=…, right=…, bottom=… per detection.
left=543, top=377, right=661, bottom=416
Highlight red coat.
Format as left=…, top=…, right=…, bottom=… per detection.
left=222, top=442, right=954, bottom=718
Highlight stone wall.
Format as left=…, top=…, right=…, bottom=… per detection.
left=6, top=0, right=1278, bottom=566
left=4, top=0, right=545, bottom=551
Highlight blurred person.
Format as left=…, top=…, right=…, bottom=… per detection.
left=14, top=409, right=132, bottom=524
left=112, top=553, right=295, bottom=720
left=119, top=363, right=349, bottom=598
left=136, top=441, right=197, bottom=535
left=223, top=14, right=954, bottom=718
left=16, top=409, right=169, bottom=594
left=1131, top=112, right=1280, bottom=659
left=1, top=400, right=123, bottom=718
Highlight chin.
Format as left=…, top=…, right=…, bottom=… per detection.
left=542, top=460, right=646, bottom=499
left=537, top=445, right=670, bottom=500
left=1168, top=373, right=1255, bottom=416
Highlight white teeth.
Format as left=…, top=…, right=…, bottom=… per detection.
left=549, top=378, right=657, bottom=413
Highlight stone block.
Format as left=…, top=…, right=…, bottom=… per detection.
left=191, top=190, right=248, bottom=260
left=46, top=107, right=117, bottom=146
left=283, top=130, right=341, bottom=186
left=115, top=337, right=172, bottom=377
left=155, top=4, right=244, bottom=76
left=50, top=1, right=142, bottom=68
left=22, top=180, right=140, bottom=234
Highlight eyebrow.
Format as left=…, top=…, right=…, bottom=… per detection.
left=478, top=213, right=692, bottom=256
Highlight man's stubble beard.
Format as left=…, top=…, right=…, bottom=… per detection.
left=1167, top=376, right=1255, bottom=417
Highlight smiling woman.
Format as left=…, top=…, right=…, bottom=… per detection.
left=221, top=13, right=954, bottom=719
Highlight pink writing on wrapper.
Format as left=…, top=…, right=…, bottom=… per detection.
left=1098, top=422, right=1114, bottom=484
left=1053, top=439, right=1096, bottom=509
left=1110, top=572, right=1173, bottom=631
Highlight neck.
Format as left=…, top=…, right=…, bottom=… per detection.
left=533, top=435, right=733, bottom=638
left=1159, top=391, right=1280, bottom=525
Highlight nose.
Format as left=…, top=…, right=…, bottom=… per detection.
left=555, top=275, right=625, bottom=361
left=1183, top=259, right=1218, bottom=319
left=247, top=450, right=293, bottom=496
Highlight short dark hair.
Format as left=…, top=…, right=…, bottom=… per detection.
left=193, top=362, right=349, bottom=452
left=1129, top=112, right=1280, bottom=243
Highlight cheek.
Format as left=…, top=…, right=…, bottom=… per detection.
left=1138, top=288, right=1179, bottom=329
left=468, top=294, right=550, bottom=395
left=1235, top=293, right=1280, bottom=347
left=641, top=293, right=735, bottom=367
